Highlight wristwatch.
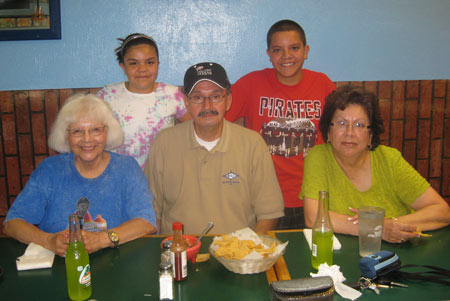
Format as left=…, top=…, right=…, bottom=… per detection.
left=104, top=230, right=119, bottom=248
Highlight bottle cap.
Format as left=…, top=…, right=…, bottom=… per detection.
left=162, top=240, right=173, bottom=250
left=319, top=191, right=329, bottom=199
left=68, top=214, right=80, bottom=222
left=172, top=222, right=183, bottom=230
left=159, top=262, right=173, bottom=271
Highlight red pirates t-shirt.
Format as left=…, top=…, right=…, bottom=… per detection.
left=226, top=68, right=335, bottom=208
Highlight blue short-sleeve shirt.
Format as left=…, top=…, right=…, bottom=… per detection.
left=5, top=152, right=156, bottom=233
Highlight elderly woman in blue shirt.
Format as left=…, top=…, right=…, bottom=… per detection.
left=4, top=94, right=156, bottom=256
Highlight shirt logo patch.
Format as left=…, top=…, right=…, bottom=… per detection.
left=196, top=65, right=212, bottom=76
left=75, top=197, right=107, bottom=232
left=222, top=171, right=240, bottom=185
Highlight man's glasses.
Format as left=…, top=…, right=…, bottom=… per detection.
left=330, top=120, right=370, bottom=132
left=67, top=126, right=107, bottom=137
left=188, top=94, right=226, bottom=104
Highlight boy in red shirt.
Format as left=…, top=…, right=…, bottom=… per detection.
left=226, top=20, right=335, bottom=229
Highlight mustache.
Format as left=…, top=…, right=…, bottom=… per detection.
left=198, top=110, right=219, bottom=117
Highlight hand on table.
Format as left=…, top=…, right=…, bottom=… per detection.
left=347, top=208, right=418, bottom=243
left=382, top=218, right=418, bottom=243
left=81, top=230, right=110, bottom=253
left=47, top=229, right=69, bottom=257
left=347, top=207, right=359, bottom=224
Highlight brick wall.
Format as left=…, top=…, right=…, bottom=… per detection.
left=1, top=80, right=449, bottom=234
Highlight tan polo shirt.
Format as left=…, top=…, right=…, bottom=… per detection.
left=144, top=120, right=284, bottom=235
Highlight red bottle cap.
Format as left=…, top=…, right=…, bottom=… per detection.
left=172, top=222, right=183, bottom=230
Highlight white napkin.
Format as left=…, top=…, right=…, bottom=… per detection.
left=311, top=263, right=362, bottom=300
left=303, top=229, right=341, bottom=250
left=232, top=227, right=262, bottom=243
left=16, top=243, right=55, bottom=271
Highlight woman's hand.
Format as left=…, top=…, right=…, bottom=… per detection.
left=347, top=208, right=419, bottom=243
left=81, top=230, right=110, bottom=254
left=382, top=218, right=418, bottom=243
left=46, top=230, right=69, bottom=257
left=347, top=207, right=359, bottom=224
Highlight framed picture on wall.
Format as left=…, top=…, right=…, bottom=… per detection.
left=0, top=0, right=61, bottom=41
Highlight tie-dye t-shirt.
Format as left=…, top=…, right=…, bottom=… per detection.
left=97, top=82, right=187, bottom=168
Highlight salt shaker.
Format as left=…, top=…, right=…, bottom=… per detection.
left=159, top=262, right=174, bottom=300
left=161, top=240, right=173, bottom=265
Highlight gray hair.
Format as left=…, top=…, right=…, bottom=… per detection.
left=48, top=93, right=124, bottom=153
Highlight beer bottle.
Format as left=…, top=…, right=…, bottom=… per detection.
left=65, top=214, right=92, bottom=300
left=311, top=191, right=334, bottom=269
left=170, top=222, right=187, bottom=281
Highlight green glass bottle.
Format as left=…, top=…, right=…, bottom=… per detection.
left=65, top=214, right=92, bottom=300
left=311, top=191, right=334, bottom=270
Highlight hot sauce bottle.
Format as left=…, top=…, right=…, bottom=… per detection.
left=170, top=222, right=187, bottom=281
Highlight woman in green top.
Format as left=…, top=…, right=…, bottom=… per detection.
left=301, top=85, right=450, bottom=243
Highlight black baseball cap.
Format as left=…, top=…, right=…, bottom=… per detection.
left=183, top=62, right=231, bottom=95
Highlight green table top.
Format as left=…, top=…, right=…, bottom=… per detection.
left=0, top=236, right=270, bottom=301
left=1, top=227, right=449, bottom=300
left=276, top=227, right=450, bottom=300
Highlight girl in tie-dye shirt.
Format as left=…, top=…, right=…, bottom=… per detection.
left=98, top=33, right=189, bottom=168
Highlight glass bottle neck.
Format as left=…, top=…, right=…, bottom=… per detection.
left=318, top=192, right=329, bottom=218
left=313, top=191, right=333, bottom=231
left=173, top=229, right=183, bottom=242
left=171, top=228, right=186, bottom=251
left=68, top=215, right=83, bottom=243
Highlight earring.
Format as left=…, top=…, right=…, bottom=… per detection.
left=367, top=144, right=372, bottom=149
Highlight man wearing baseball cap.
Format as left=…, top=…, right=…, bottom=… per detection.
left=144, top=62, right=284, bottom=235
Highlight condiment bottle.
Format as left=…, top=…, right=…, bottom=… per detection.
left=65, top=214, right=92, bottom=300
left=161, top=240, right=173, bottom=265
left=311, top=191, right=334, bottom=269
left=159, top=262, right=174, bottom=300
left=170, top=222, right=188, bottom=281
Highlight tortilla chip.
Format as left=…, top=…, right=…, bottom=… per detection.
left=196, top=253, right=210, bottom=262
left=213, top=234, right=277, bottom=260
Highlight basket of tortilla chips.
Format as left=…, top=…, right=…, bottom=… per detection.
left=209, top=228, right=288, bottom=274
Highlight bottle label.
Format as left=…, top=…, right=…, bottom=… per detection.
left=181, top=250, right=187, bottom=278
left=171, top=252, right=176, bottom=276
left=171, top=250, right=188, bottom=280
left=79, top=264, right=91, bottom=287
left=312, top=243, right=317, bottom=257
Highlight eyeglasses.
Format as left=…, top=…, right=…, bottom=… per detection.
left=188, top=94, right=226, bottom=104
left=67, top=126, right=107, bottom=137
left=330, top=120, right=370, bottom=132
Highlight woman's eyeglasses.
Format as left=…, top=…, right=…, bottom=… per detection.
left=330, top=120, right=370, bottom=132
left=67, top=126, right=107, bottom=137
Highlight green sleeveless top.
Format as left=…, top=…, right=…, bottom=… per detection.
left=300, top=144, right=429, bottom=218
